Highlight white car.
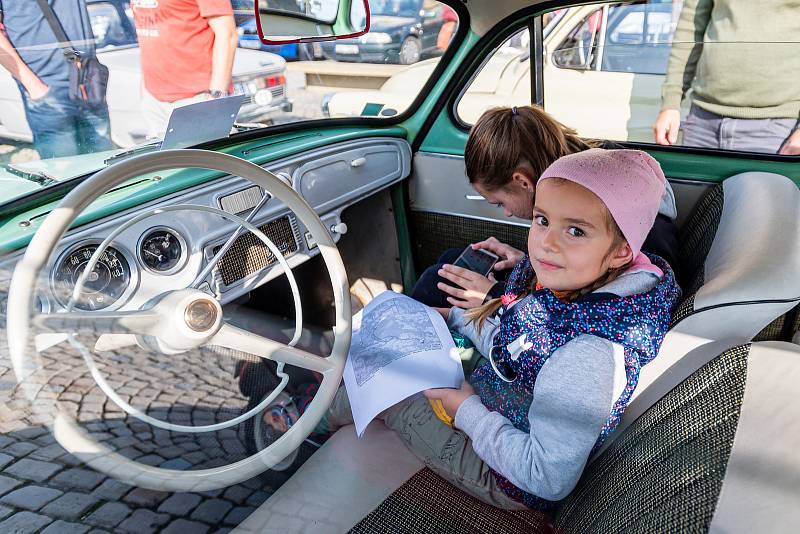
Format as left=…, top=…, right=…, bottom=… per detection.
left=0, top=0, right=291, bottom=149
left=324, top=2, right=682, bottom=143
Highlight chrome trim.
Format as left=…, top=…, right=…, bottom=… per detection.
left=410, top=208, right=530, bottom=229
left=49, top=240, right=139, bottom=312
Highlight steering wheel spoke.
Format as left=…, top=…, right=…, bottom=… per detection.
left=33, top=309, right=162, bottom=337
left=211, top=322, right=334, bottom=374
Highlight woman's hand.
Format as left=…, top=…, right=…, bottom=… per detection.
left=437, top=264, right=497, bottom=309
left=471, top=237, right=524, bottom=271
left=424, top=381, right=476, bottom=420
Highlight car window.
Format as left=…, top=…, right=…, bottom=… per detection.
left=454, top=28, right=531, bottom=125
left=0, top=0, right=458, bottom=208
left=552, top=8, right=603, bottom=70
left=542, top=0, right=800, bottom=155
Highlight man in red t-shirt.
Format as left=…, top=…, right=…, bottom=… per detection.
left=131, top=0, right=237, bottom=138
left=436, top=5, right=458, bottom=51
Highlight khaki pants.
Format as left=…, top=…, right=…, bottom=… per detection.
left=141, top=88, right=210, bottom=140
left=326, top=349, right=527, bottom=511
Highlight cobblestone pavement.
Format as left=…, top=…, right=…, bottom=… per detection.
left=0, top=317, right=286, bottom=533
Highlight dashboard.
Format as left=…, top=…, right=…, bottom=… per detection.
left=1, top=138, right=411, bottom=318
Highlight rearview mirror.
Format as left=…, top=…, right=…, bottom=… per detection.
left=255, top=0, right=370, bottom=44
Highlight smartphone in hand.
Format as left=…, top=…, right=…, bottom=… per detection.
left=452, top=246, right=499, bottom=277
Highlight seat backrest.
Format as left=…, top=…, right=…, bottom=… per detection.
left=670, top=171, right=800, bottom=344
left=634, top=172, right=800, bottom=405
left=555, top=341, right=800, bottom=534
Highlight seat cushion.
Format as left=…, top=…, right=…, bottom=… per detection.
left=351, top=468, right=554, bottom=534
left=236, top=422, right=423, bottom=533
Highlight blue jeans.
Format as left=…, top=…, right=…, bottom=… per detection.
left=411, top=248, right=511, bottom=309
left=20, top=84, right=113, bottom=159
left=682, top=104, right=798, bottom=154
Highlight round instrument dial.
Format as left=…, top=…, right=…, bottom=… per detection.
left=53, top=245, right=131, bottom=311
left=139, top=228, right=184, bottom=274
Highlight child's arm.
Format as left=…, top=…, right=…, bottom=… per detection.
left=454, top=334, right=623, bottom=501
left=446, top=306, right=501, bottom=358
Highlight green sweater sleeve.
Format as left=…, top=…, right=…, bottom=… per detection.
left=660, top=0, right=714, bottom=111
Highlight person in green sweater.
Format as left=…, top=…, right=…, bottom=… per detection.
left=653, top=0, right=800, bottom=155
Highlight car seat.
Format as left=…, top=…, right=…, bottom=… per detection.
left=241, top=341, right=800, bottom=533
left=672, top=171, right=800, bottom=340
left=634, top=172, right=800, bottom=396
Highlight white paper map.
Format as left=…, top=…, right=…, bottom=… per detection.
left=350, top=296, right=443, bottom=386
left=344, top=291, right=463, bottom=436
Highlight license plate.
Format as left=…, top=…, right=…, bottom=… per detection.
left=335, top=44, right=359, bottom=55
left=241, top=40, right=261, bottom=50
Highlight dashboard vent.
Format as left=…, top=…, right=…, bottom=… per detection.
left=213, top=215, right=298, bottom=286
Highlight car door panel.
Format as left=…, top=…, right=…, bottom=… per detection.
left=408, top=152, right=529, bottom=270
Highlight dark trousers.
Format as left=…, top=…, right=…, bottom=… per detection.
left=410, top=248, right=510, bottom=308
left=20, top=84, right=113, bottom=159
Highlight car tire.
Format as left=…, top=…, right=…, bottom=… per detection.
left=399, top=36, right=421, bottom=65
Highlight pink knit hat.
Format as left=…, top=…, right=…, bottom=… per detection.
left=538, top=148, right=665, bottom=257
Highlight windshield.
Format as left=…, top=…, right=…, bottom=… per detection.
left=0, top=0, right=459, bottom=209
left=370, top=0, right=421, bottom=18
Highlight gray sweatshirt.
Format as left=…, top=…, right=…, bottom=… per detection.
left=447, top=269, right=659, bottom=501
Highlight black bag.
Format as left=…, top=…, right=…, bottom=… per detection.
left=67, top=55, right=109, bottom=106
left=36, top=0, right=109, bottom=107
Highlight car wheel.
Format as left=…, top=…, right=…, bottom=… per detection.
left=399, top=36, right=422, bottom=65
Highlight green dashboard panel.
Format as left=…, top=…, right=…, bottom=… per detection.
left=0, top=126, right=407, bottom=255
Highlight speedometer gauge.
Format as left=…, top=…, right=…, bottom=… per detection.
left=138, top=228, right=185, bottom=274
left=52, top=244, right=131, bottom=311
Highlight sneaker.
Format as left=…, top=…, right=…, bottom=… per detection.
left=254, top=392, right=301, bottom=471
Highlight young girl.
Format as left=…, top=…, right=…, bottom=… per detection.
left=411, top=105, right=679, bottom=310
left=328, top=148, right=681, bottom=510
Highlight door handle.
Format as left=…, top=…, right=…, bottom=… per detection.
left=465, top=194, right=485, bottom=201
left=350, top=157, right=367, bottom=168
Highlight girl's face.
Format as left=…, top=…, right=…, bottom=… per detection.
left=528, top=179, right=632, bottom=292
left=473, top=171, right=535, bottom=219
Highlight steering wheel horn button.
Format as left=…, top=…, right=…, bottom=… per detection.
left=185, top=299, right=219, bottom=332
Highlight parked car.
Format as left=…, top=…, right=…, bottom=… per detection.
left=320, top=0, right=448, bottom=64
left=237, top=16, right=324, bottom=61
left=324, top=1, right=679, bottom=142
left=0, top=0, right=292, bottom=148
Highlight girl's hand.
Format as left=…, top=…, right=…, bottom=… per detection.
left=437, top=265, right=497, bottom=309
left=471, top=237, right=524, bottom=271
left=424, top=382, right=476, bottom=419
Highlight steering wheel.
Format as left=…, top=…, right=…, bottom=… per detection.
left=7, top=149, right=351, bottom=492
